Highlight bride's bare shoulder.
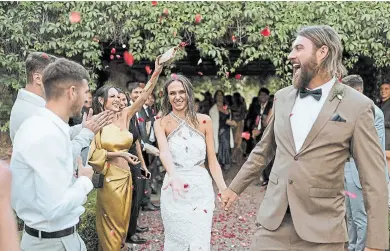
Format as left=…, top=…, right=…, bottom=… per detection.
left=196, top=113, right=212, bottom=124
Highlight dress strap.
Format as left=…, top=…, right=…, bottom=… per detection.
left=170, top=112, right=184, bottom=124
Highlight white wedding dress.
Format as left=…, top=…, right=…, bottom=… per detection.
left=161, top=112, right=215, bottom=251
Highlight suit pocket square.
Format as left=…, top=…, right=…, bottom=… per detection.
left=330, top=114, right=346, bottom=122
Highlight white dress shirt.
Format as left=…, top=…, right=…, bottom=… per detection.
left=291, top=77, right=336, bottom=152
left=10, top=108, right=93, bottom=232
left=9, top=89, right=94, bottom=164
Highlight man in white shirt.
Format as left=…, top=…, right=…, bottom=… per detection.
left=11, top=58, right=96, bottom=251
left=222, top=25, right=388, bottom=251
left=9, top=52, right=112, bottom=164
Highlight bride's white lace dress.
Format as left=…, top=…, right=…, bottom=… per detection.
left=161, top=112, right=215, bottom=251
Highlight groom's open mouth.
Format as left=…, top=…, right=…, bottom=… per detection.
left=292, top=64, right=301, bottom=76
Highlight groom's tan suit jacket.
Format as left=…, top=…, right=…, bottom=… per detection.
left=229, top=82, right=389, bottom=249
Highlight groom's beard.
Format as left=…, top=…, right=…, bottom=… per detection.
left=293, top=56, right=318, bottom=89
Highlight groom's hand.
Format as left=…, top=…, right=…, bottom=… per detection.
left=221, top=188, right=238, bottom=211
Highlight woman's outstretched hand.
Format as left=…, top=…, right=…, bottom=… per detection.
left=162, top=174, right=189, bottom=200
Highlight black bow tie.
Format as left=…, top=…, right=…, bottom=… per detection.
left=299, top=88, right=322, bottom=101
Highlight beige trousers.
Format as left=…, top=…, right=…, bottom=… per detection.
left=20, top=230, right=87, bottom=251
left=250, top=214, right=345, bottom=251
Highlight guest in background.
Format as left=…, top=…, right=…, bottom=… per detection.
left=195, top=98, right=201, bottom=112
left=380, top=81, right=390, bottom=211
left=199, top=91, right=213, bottom=114
left=230, top=92, right=247, bottom=164
left=209, top=90, right=236, bottom=171
left=71, top=91, right=93, bottom=125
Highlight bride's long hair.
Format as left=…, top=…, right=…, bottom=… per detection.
left=160, top=74, right=199, bottom=127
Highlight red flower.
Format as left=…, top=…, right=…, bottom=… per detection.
left=195, top=14, right=202, bottom=24
left=163, top=8, right=169, bottom=16
left=145, top=65, right=152, bottom=75
left=123, top=51, right=134, bottom=66
left=232, top=35, right=236, bottom=42
left=184, top=184, right=189, bottom=189
left=138, top=117, right=145, bottom=122
left=151, top=1, right=157, bottom=6
left=41, top=53, right=49, bottom=59
left=110, top=48, right=116, bottom=54
left=69, top=11, right=81, bottom=24
left=110, top=55, right=114, bottom=60
left=235, top=74, right=242, bottom=80
left=203, top=209, right=208, bottom=213
left=223, top=105, right=228, bottom=110
left=260, top=26, right=271, bottom=37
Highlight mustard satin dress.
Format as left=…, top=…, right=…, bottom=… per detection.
left=88, top=124, right=133, bottom=251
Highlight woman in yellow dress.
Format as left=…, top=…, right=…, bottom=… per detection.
left=88, top=55, right=168, bottom=251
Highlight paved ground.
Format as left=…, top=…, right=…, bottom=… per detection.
left=127, top=159, right=266, bottom=251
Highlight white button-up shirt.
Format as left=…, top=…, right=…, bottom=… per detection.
left=291, top=77, right=336, bottom=152
left=10, top=108, right=93, bottom=232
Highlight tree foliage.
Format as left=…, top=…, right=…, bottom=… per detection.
left=1, top=1, right=390, bottom=130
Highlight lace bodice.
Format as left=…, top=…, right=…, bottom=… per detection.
left=167, top=112, right=206, bottom=170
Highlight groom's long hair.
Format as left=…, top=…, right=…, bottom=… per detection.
left=160, top=74, right=199, bottom=128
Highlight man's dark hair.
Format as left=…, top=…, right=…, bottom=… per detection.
left=25, top=52, right=57, bottom=84
left=126, top=81, right=143, bottom=93
left=258, top=87, right=270, bottom=96
left=342, top=75, right=363, bottom=89
left=42, top=58, right=90, bottom=100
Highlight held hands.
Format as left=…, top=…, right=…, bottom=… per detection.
left=121, top=152, right=140, bottom=165
left=220, top=188, right=239, bottom=211
left=226, top=119, right=237, bottom=127
left=82, top=109, right=114, bottom=134
left=162, top=174, right=189, bottom=200
left=76, top=157, right=93, bottom=180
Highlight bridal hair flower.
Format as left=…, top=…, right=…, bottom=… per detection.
left=331, top=85, right=345, bottom=101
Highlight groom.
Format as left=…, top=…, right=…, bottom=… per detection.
left=222, top=25, right=389, bottom=251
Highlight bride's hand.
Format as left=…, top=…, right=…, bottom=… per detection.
left=162, top=174, right=189, bottom=200
left=120, top=152, right=140, bottom=165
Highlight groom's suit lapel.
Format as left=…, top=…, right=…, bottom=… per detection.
left=297, top=81, right=343, bottom=155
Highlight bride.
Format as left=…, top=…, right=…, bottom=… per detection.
left=154, top=74, right=227, bottom=250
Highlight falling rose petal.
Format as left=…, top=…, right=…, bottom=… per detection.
left=138, top=117, right=145, bottom=122
left=226, top=72, right=230, bottom=78
left=184, top=184, right=189, bottom=189
left=139, top=82, right=146, bottom=88
left=197, top=71, right=203, bottom=76
left=110, top=48, right=116, bottom=54
left=242, top=131, right=250, bottom=141
left=260, top=26, right=271, bottom=37
left=122, top=44, right=126, bottom=48
left=107, top=163, right=110, bottom=168
left=156, top=116, right=160, bottom=119
left=274, top=97, right=277, bottom=101
left=159, top=90, right=163, bottom=97
left=290, top=113, right=293, bottom=117
left=145, top=65, right=152, bottom=75
left=110, top=230, right=115, bottom=236
left=41, top=53, right=49, bottom=59
left=197, top=58, right=202, bottom=65
left=92, top=37, right=99, bottom=43
left=235, top=74, right=242, bottom=80
left=232, top=35, right=236, bottom=42
left=171, top=73, right=178, bottom=79
left=116, top=55, right=120, bottom=59
left=131, top=185, right=134, bottom=190
left=179, top=42, right=187, bottom=48
left=151, top=1, right=157, bottom=6
left=144, top=190, right=148, bottom=194
left=69, top=11, right=81, bottom=24
left=203, top=120, right=206, bottom=124
left=195, top=14, right=202, bottom=24
left=218, top=193, right=221, bottom=198
left=163, top=8, right=169, bottom=16
left=343, top=190, right=357, bottom=199
left=203, top=209, right=208, bottom=213
left=123, top=51, right=134, bottom=66
left=223, top=105, right=228, bottom=110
